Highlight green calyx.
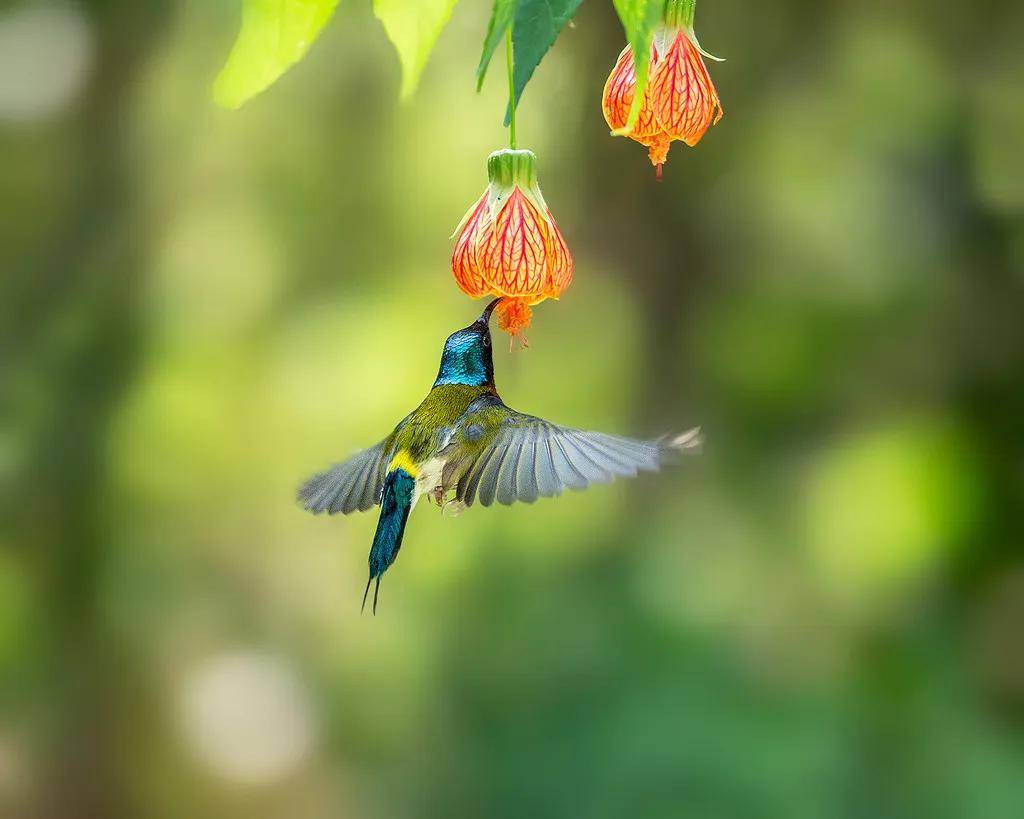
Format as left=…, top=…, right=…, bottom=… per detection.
left=485, top=149, right=551, bottom=223
left=487, top=149, right=538, bottom=189
left=663, top=0, right=696, bottom=30
left=658, top=0, right=724, bottom=62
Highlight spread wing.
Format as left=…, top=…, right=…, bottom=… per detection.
left=298, top=439, right=392, bottom=515
left=445, top=398, right=701, bottom=508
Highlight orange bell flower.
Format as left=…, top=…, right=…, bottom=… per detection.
left=602, top=0, right=722, bottom=176
left=451, top=149, right=572, bottom=340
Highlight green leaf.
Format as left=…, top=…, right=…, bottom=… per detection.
left=611, top=0, right=663, bottom=131
left=476, top=0, right=515, bottom=90
left=213, top=0, right=342, bottom=110
left=506, top=0, right=583, bottom=123
left=374, top=0, right=460, bottom=99
left=477, top=0, right=582, bottom=115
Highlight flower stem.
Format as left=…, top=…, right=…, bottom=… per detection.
left=505, top=26, right=516, bottom=149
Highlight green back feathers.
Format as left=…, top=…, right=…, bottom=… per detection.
left=391, top=384, right=495, bottom=464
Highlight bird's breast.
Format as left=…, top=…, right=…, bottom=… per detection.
left=411, top=455, right=448, bottom=507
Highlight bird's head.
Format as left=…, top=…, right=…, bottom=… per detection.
left=434, top=298, right=499, bottom=387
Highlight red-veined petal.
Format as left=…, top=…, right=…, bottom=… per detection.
left=451, top=192, right=491, bottom=297
left=544, top=215, right=573, bottom=298
left=602, top=45, right=663, bottom=141
left=649, top=30, right=722, bottom=147
left=475, top=189, right=548, bottom=298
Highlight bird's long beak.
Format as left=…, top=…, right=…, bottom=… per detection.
left=479, top=297, right=502, bottom=325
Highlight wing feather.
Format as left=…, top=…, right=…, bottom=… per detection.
left=449, top=402, right=701, bottom=507
left=465, top=441, right=500, bottom=506
left=576, top=432, right=638, bottom=469
left=350, top=443, right=385, bottom=511
left=516, top=435, right=539, bottom=504
left=477, top=434, right=512, bottom=507
left=298, top=441, right=390, bottom=515
left=332, top=452, right=368, bottom=514
left=557, top=434, right=613, bottom=485
left=495, top=434, right=523, bottom=506
left=534, top=434, right=561, bottom=498
left=579, top=431, right=660, bottom=473
left=550, top=436, right=592, bottom=490
left=567, top=431, right=636, bottom=476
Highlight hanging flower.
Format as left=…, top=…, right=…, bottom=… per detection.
left=451, top=148, right=572, bottom=339
left=602, top=41, right=674, bottom=171
left=602, top=0, right=722, bottom=176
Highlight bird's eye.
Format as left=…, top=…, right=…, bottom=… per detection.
left=483, top=335, right=490, bottom=347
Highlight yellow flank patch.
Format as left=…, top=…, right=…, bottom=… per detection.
left=388, top=450, right=420, bottom=477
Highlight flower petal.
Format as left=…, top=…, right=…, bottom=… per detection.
left=476, top=189, right=548, bottom=298
left=544, top=215, right=573, bottom=298
left=451, top=192, right=491, bottom=297
left=602, top=44, right=662, bottom=140
left=649, top=30, right=722, bottom=147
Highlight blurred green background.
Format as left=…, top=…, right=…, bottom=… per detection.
left=3, top=1, right=1024, bottom=817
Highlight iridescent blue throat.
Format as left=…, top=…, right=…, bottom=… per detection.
left=434, top=331, right=492, bottom=387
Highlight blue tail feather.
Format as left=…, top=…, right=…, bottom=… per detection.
left=363, top=468, right=415, bottom=613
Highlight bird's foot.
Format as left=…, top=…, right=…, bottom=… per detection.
left=442, top=499, right=467, bottom=517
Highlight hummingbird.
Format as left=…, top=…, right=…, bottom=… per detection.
left=298, top=298, right=701, bottom=613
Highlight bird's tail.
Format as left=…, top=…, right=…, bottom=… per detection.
left=363, top=468, right=415, bottom=615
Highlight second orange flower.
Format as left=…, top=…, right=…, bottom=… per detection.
left=602, top=0, right=723, bottom=176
